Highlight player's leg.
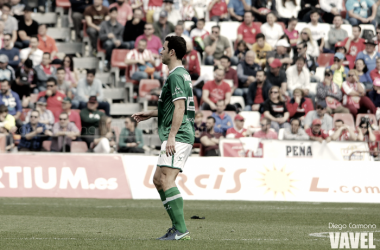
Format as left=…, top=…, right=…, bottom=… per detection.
left=152, top=166, right=174, bottom=224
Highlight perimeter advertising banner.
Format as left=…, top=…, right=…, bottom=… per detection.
left=124, top=156, right=380, bottom=203
left=0, top=154, right=132, bottom=199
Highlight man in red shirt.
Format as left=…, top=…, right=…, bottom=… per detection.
left=226, top=114, right=247, bottom=138
left=343, top=25, right=365, bottom=65
left=37, top=77, right=66, bottom=121
left=370, top=58, right=380, bottom=81
left=37, top=24, right=60, bottom=64
left=183, top=41, right=200, bottom=80
left=253, top=117, right=278, bottom=139
left=208, top=0, right=228, bottom=22
left=305, top=119, right=331, bottom=143
left=330, top=119, right=357, bottom=141
left=220, top=55, right=239, bottom=96
left=61, top=97, right=81, bottom=131
left=237, top=11, right=261, bottom=48
left=202, top=66, right=236, bottom=111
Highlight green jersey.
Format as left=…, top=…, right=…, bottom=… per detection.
left=158, top=66, right=195, bottom=145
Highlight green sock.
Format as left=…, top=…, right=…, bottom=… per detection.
left=164, top=187, right=187, bottom=233
left=158, top=189, right=174, bottom=225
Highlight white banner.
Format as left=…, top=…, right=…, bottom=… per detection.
left=219, top=139, right=371, bottom=161
left=123, top=156, right=380, bottom=203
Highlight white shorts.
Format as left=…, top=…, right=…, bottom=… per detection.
left=157, top=141, right=192, bottom=172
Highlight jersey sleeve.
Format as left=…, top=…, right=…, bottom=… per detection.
left=168, top=74, right=187, bottom=102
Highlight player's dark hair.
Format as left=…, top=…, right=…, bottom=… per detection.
left=256, top=33, right=265, bottom=40
left=165, top=36, right=186, bottom=60
left=335, top=119, right=344, bottom=124
left=207, top=116, right=216, bottom=123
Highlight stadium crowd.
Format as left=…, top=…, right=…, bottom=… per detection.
left=0, top=0, right=379, bottom=157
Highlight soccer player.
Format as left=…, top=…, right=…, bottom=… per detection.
left=132, top=36, right=195, bottom=241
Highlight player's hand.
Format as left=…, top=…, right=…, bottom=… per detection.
left=132, top=111, right=152, bottom=123
left=166, top=137, right=176, bottom=156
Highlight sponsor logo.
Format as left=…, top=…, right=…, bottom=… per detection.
left=175, top=232, right=189, bottom=240
left=286, top=145, right=313, bottom=157
left=309, top=177, right=380, bottom=194
left=329, top=232, right=376, bottom=249
left=183, top=74, right=191, bottom=81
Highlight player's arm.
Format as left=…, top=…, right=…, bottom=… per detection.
left=132, top=110, right=158, bottom=123
left=166, top=99, right=186, bottom=157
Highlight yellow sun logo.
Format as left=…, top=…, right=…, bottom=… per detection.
left=256, top=166, right=298, bottom=198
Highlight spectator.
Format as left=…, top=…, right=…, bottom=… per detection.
left=0, top=79, right=21, bottom=121
left=208, top=0, right=228, bottom=22
left=153, top=10, right=175, bottom=43
left=202, top=66, right=236, bottom=111
left=330, top=119, right=357, bottom=141
left=181, top=0, right=196, bottom=21
left=342, top=69, right=376, bottom=117
left=189, top=19, right=209, bottom=53
left=305, top=118, right=331, bottom=143
left=253, top=117, right=278, bottom=139
left=355, top=58, right=373, bottom=90
left=73, top=69, right=110, bottom=116
left=61, top=97, right=81, bottom=130
left=0, top=104, right=16, bottom=150
left=135, top=23, right=163, bottom=56
left=234, top=40, right=249, bottom=62
left=211, top=99, right=233, bottom=135
left=20, top=36, right=43, bottom=67
left=25, top=97, right=54, bottom=130
left=266, top=59, right=287, bottom=97
left=15, top=6, right=38, bottom=49
left=283, top=118, right=309, bottom=140
left=356, top=39, right=380, bottom=72
left=84, top=0, right=109, bottom=53
left=123, top=9, right=146, bottom=49
left=200, top=116, right=224, bottom=156
left=10, top=0, right=25, bottom=21
left=370, top=58, right=380, bottom=83
left=0, top=33, right=20, bottom=70
left=70, top=0, right=92, bottom=42
left=236, top=51, right=261, bottom=95
left=252, top=33, right=272, bottom=68
left=357, top=116, right=376, bottom=142
left=368, top=78, right=380, bottom=110
left=329, top=42, right=352, bottom=68
left=18, top=109, right=52, bottom=152
left=34, top=53, right=57, bottom=92
left=183, top=41, right=200, bottom=80
left=266, top=39, right=292, bottom=70
left=99, top=7, right=128, bottom=71
left=307, top=10, right=324, bottom=55
left=37, top=24, right=59, bottom=63
left=321, top=0, right=343, bottom=24
left=0, top=54, right=15, bottom=81
left=343, top=25, right=365, bottom=62
left=316, top=69, right=350, bottom=115
left=167, top=23, right=191, bottom=43
left=263, top=85, right=290, bottom=132
left=61, top=56, right=79, bottom=88
left=194, top=111, right=206, bottom=143
left=276, top=0, right=301, bottom=24
left=56, top=67, right=73, bottom=99
left=286, top=57, right=311, bottom=98
left=228, top=0, right=251, bottom=21
left=326, top=52, right=349, bottom=88
left=295, top=42, right=317, bottom=77
left=285, top=17, right=299, bottom=47
left=124, top=39, right=161, bottom=81
left=237, top=11, right=261, bottom=47
left=304, top=101, right=333, bottom=131
left=245, top=69, right=272, bottom=111
left=153, top=0, right=181, bottom=25
left=109, top=0, right=133, bottom=25
left=51, top=112, right=80, bottom=152
left=298, top=27, right=319, bottom=58
left=220, top=55, right=239, bottom=95
left=92, top=116, right=116, bottom=153
left=204, top=25, right=235, bottom=66
left=118, top=116, right=145, bottom=153
left=80, top=96, right=105, bottom=147
left=328, top=15, right=348, bottom=49
left=37, top=77, right=66, bottom=121
left=0, top=4, right=17, bottom=44
left=251, top=0, right=278, bottom=23
left=346, top=0, right=377, bottom=27
left=286, top=88, right=313, bottom=121
left=226, top=114, right=247, bottom=138
left=13, top=59, right=37, bottom=107
left=260, top=12, right=284, bottom=48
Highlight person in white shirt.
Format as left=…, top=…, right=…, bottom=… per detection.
left=153, top=0, right=181, bottom=26
left=167, top=23, right=191, bottom=43
left=20, top=36, right=43, bottom=67
left=307, top=9, right=325, bottom=54
left=260, top=12, right=284, bottom=48
left=286, top=57, right=311, bottom=98
left=320, top=0, right=343, bottom=24
left=276, top=0, right=301, bottom=23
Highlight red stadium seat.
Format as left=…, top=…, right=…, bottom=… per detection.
left=70, top=141, right=89, bottom=153
left=111, top=49, right=129, bottom=69
left=341, top=1, right=347, bottom=19
left=199, top=143, right=206, bottom=156
left=20, top=108, right=31, bottom=121
left=139, top=79, right=160, bottom=99
left=333, top=113, right=355, bottom=130
left=97, top=39, right=106, bottom=54
left=317, top=53, right=334, bottom=67
left=56, top=0, right=71, bottom=8
left=193, top=143, right=201, bottom=149
left=42, top=141, right=52, bottom=151
left=355, top=114, right=377, bottom=127
left=82, top=20, right=88, bottom=38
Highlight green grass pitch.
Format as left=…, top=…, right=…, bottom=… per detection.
left=0, top=198, right=379, bottom=250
